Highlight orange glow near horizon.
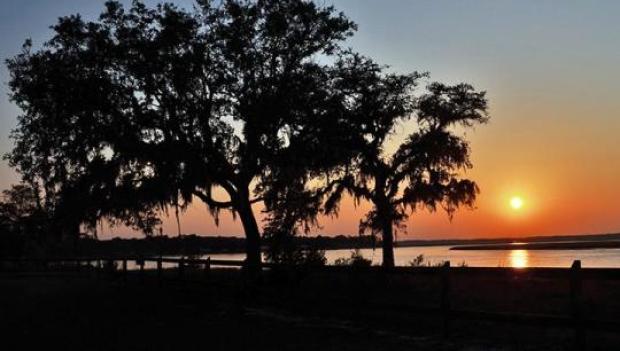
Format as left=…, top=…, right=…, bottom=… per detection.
left=97, top=122, right=620, bottom=240
left=92, top=102, right=619, bottom=241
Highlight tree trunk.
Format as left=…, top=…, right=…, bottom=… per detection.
left=381, top=219, right=395, bottom=268
left=236, top=193, right=262, bottom=273
left=375, top=189, right=395, bottom=268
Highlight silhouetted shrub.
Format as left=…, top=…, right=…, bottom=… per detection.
left=334, top=249, right=372, bottom=267
left=408, top=254, right=426, bottom=267
left=301, top=249, right=328, bottom=267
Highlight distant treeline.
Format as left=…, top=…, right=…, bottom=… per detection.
left=72, top=232, right=620, bottom=257
left=72, top=234, right=377, bottom=257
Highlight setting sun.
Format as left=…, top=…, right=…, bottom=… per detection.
left=510, top=196, right=524, bottom=210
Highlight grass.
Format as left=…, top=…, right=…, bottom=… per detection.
left=1, top=267, right=619, bottom=350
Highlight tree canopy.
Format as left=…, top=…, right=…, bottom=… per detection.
left=6, top=0, right=370, bottom=267
left=321, top=58, right=489, bottom=267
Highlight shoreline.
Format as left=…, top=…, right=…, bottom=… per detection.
left=450, top=240, right=620, bottom=251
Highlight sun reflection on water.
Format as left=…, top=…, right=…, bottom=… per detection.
left=509, top=249, right=529, bottom=268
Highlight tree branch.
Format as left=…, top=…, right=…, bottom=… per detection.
left=192, top=190, right=234, bottom=210
left=249, top=197, right=263, bottom=204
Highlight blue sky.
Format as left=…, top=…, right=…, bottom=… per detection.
left=1, top=1, right=619, bottom=238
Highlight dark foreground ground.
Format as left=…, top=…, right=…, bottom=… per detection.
left=1, top=267, right=619, bottom=350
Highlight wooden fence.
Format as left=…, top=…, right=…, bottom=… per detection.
left=1, top=257, right=619, bottom=350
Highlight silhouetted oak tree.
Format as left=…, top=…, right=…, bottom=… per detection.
left=325, top=59, right=489, bottom=267
left=6, top=0, right=363, bottom=269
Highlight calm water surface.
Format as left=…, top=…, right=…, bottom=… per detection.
left=206, top=246, right=620, bottom=268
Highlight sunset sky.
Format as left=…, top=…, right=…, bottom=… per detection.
left=1, top=0, right=619, bottom=240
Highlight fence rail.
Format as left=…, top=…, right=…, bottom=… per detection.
left=0, top=257, right=617, bottom=349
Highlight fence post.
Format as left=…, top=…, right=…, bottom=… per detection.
left=570, top=260, right=585, bottom=350
left=122, top=259, right=128, bottom=281
left=96, top=259, right=102, bottom=279
left=137, top=258, right=145, bottom=282
left=204, top=257, right=211, bottom=279
left=178, top=257, right=185, bottom=278
left=157, top=258, right=163, bottom=283
left=441, top=261, right=451, bottom=337
left=106, top=258, right=114, bottom=277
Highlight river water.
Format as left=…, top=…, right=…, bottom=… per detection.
left=203, top=245, right=620, bottom=268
